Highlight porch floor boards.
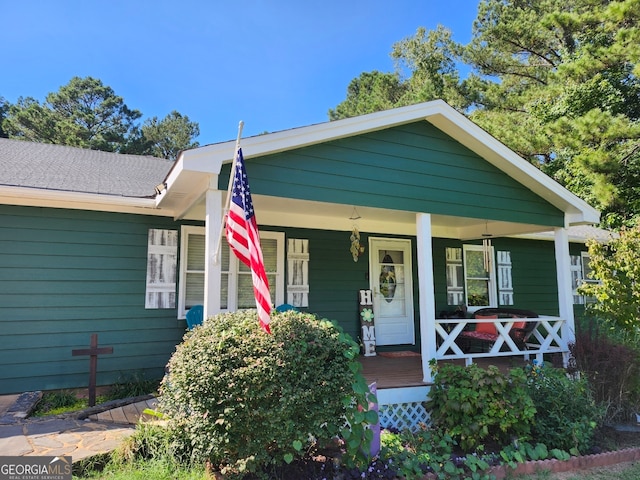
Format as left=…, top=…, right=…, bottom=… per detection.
left=359, top=354, right=530, bottom=389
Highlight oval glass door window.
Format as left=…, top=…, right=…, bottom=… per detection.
left=379, top=251, right=400, bottom=303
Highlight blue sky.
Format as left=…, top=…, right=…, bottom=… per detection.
left=2, top=1, right=480, bottom=145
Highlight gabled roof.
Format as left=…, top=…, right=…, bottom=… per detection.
left=166, top=100, right=599, bottom=226
left=0, top=137, right=173, bottom=198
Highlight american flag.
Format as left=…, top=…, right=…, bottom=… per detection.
left=225, top=147, right=272, bottom=333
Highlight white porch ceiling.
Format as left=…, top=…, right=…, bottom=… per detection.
left=180, top=193, right=555, bottom=240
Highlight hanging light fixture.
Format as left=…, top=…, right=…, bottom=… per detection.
left=482, top=221, right=492, bottom=272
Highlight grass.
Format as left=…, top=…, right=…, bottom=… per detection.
left=76, top=458, right=209, bottom=480
left=32, top=372, right=160, bottom=417
left=32, top=390, right=107, bottom=416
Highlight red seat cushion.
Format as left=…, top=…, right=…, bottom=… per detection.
left=511, top=315, right=526, bottom=330
left=474, top=314, right=498, bottom=335
left=460, top=331, right=499, bottom=342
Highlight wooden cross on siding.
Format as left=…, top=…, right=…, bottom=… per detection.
left=72, top=333, right=113, bottom=407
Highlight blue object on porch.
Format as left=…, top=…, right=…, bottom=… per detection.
left=186, top=305, right=204, bottom=329
left=275, top=303, right=298, bottom=312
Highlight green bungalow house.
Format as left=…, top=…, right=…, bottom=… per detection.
left=0, top=100, right=601, bottom=428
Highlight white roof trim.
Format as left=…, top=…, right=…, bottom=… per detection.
left=0, top=185, right=170, bottom=216
left=169, top=100, right=599, bottom=225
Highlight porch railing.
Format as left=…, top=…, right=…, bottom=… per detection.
left=433, top=316, right=569, bottom=366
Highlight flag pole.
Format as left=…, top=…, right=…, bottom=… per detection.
left=212, top=121, right=244, bottom=264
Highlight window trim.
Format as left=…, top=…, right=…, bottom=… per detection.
left=177, top=226, right=285, bottom=318
left=462, top=244, right=498, bottom=312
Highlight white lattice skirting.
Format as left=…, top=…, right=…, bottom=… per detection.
left=378, top=402, right=431, bottom=431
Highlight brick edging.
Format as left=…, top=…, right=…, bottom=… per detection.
left=490, top=447, right=640, bottom=478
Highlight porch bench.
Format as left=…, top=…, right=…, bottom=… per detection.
left=458, top=307, right=539, bottom=353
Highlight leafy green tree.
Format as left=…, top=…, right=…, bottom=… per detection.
left=137, top=111, right=200, bottom=160
left=328, top=71, right=408, bottom=120
left=578, top=227, right=640, bottom=340
left=3, top=76, right=142, bottom=152
left=2, top=77, right=200, bottom=160
left=0, top=97, right=8, bottom=138
left=329, top=27, right=466, bottom=120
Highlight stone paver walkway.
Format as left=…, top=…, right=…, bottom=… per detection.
left=0, top=395, right=158, bottom=462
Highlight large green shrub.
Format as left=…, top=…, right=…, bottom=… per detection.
left=159, top=310, right=377, bottom=477
left=427, top=363, right=536, bottom=451
left=525, top=363, right=602, bottom=454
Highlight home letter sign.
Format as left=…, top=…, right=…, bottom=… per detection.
left=359, top=289, right=376, bottom=356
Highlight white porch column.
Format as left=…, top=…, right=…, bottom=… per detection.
left=204, top=184, right=223, bottom=319
left=416, top=213, right=437, bottom=383
left=554, top=225, right=575, bottom=365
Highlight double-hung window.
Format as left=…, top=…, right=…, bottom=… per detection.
left=463, top=245, right=497, bottom=308
left=178, top=225, right=284, bottom=318
left=446, top=245, right=506, bottom=311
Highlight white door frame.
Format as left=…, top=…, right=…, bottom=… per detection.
left=368, top=237, right=415, bottom=346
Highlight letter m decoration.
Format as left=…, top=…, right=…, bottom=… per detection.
left=359, top=289, right=376, bottom=357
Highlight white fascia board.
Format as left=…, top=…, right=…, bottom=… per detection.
left=0, top=185, right=171, bottom=217
left=183, top=101, right=453, bottom=171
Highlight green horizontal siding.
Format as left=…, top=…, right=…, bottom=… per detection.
left=224, top=121, right=564, bottom=227
left=279, top=227, right=421, bottom=350
left=433, top=237, right=561, bottom=316
left=0, top=204, right=187, bottom=394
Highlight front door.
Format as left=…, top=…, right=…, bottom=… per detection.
left=369, top=238, right=415, bottom=345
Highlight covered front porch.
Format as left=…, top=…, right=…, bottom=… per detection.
left=360, top=317, right=567, bottom=430
left=360, top=353, right=531, bottom=389
left=159, top=101, right=599, bottom=412
left=361, top=313, right=568, bottom=390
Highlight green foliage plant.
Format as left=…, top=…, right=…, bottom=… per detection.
left=525, top=363, right=601, bottom=454
left=427, top=363, right=536, bottom=452
left=32, top=390, right=89, bottom=416
left=381, top=426, right=495, bottom=480
left=159, top=309, right=377, bottom=478
left=108, top=371, right=160, bottom=399
left=578, top=227, right=640, bottom=341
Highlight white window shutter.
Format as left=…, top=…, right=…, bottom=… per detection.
left=570, top=254, right=585, bottom=304
left=145, top=229, right=178, bottom=309
left=497, top=250, right=514, bottom=306
left=445, top=247, right=464, bottom=306
left=287, top=239, right=309, bottom=307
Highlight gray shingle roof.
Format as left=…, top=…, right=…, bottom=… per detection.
left=0, top=138, right=174, bottom=198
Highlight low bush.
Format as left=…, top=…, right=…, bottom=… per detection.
left=525, top=362, right=602, bottom=454
left=381, top=426, right=493, bottom=480
left=158, top=309, right=377, bottom=478
left=426, top=363, right=536, bottom=451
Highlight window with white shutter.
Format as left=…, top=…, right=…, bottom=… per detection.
left=177, top=226, right=284, bottom=318
left=445, top=245, right=511, bottom=310
left=145, top=229, right=178, bottom=309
